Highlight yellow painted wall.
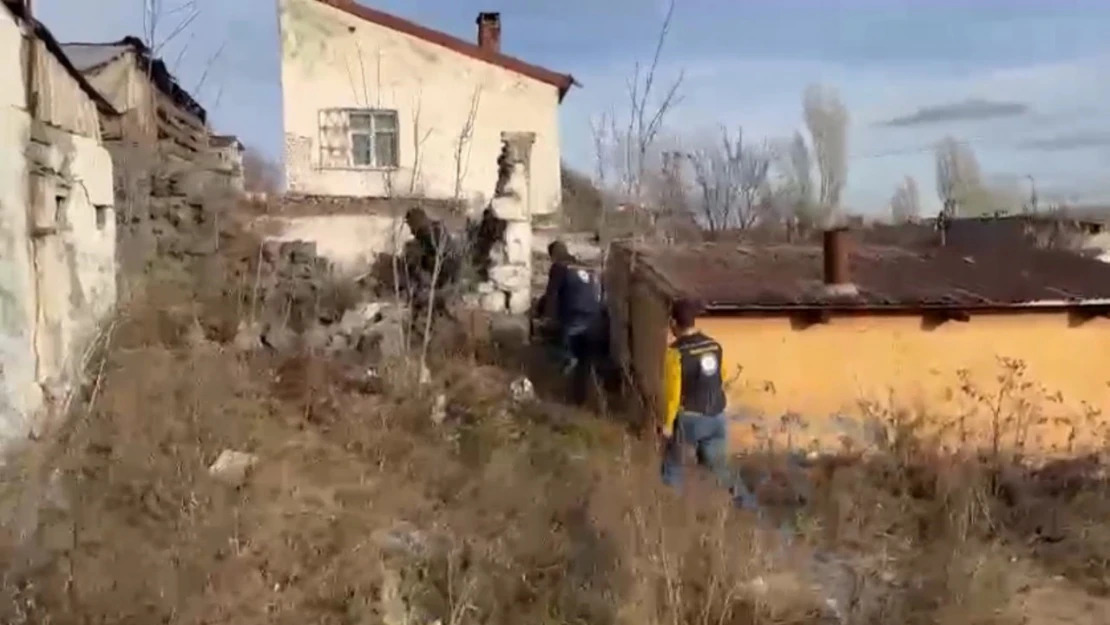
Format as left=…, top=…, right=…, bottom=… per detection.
left=693, top=313, right=1110, bottom=456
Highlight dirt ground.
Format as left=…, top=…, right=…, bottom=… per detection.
left=2, top=203, right=1110, bottom=624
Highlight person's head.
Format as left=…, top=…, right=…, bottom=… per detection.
left=669, top=298, right=701, bottom=335
left=405, top=207, right=428, bottom=232
left=548, top=240, right=570, bottom=262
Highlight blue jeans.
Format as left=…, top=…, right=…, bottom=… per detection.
left=661, top=411, right=732, bottom=490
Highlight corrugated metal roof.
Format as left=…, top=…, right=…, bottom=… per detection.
left=621, top=234, right=1110, bottom=311
left=59, top=43, right=128, bottom=71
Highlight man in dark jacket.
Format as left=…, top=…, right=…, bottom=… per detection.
left=541, top=240, right=603, bottom=402
left=404, top=207, right=461, bottom=313
left=468, top=207, right=506, bottom=281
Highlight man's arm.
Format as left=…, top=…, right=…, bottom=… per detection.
left=720, top=349, right=735, bottom=389
left=543, top=263, right=564, bottom=321
left=661, top=346, right=682, bottom=437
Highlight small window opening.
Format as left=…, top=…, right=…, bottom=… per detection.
left=95, top=205, right=108, bottom=230
left=54, top=194, right=68, bottom=227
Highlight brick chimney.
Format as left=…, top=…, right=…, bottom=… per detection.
left=822, top=227, right=859, bottom=296
left=476, top=12, right=501, bottom=52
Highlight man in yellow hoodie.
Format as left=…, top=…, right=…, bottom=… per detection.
left=660, top=298, right=732, bottom=490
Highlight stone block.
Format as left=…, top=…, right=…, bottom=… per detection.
left=503, top=163, right=528, bottom=203
left=503, top=221, right=532, bottom=264
left=480, top=291, right=506, bottom=312
left=507, top=288, right=531, bottom=315
left=490, top=195, right=527, bottom=221
left=460, top=293, right=484, bottom=309
left=209, top=450, right=258, bottom=486
left=489, top=263, right=530, bottom=291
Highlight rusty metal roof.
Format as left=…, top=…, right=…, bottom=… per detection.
left=624, top=237, right=1110, bottom=311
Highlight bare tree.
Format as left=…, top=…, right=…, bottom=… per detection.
left=934, top=136, right=982, bottom=216
left=416, top=89, right=482, bottom=376
left=803, top=84, right=849, bottom=223
left=685, top=127, right=773, bottom=231
left=890, top=175, right=921, bottom=223
left=588, top=0, right=684, bottom=241
left=620, top=0, right=683, bottom=205
left=765, top=131, right=816, bottom=228
left=562, top=164, right=605, bottom=232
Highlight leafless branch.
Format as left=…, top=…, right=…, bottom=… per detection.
left=590, top=0, right=684, bottom=244
left=934, top=136, right=983, bottom=216
left=803, top=84, right=849, bottom=225
left=193, top=38, right=228, bottom=98
left=452, top=88, right=482, bottom=203
left=890, top=175, right=920, bottom=223
left=408, top=91, right=434, bottom=196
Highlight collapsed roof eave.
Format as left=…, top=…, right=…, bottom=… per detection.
left=2, top=0, right=121, bottom=116
left=60, top=35, right=208, bottom=124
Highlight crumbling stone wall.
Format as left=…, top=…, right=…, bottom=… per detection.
left=224, top=238, right=407, bottom=365
left=466, top=132, right=535, bottom=315
left=110, top=140, right=237, bottom=299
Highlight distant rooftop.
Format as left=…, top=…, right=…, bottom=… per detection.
left=59, top=37, right=207, bottom=124
left=210, top=134, right=243, bottom=149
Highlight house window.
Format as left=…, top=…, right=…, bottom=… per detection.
left=318, top=108, right=399, bottom=169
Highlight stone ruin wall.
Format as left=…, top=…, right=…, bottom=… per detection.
left=465, top=131, right=535, bottom=315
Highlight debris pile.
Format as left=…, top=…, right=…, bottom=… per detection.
left=229, top=240, right=409, bottom=362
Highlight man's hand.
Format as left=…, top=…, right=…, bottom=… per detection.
left=657, top=425, right=673, bottom=440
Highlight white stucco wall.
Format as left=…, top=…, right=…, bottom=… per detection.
left=0, top=6, right=117, bottom=443
left=278, top=0, right=563, bottom=217
left=29, top=127, right=118, bottom=389
left=254, top=214, right=408, bottom=274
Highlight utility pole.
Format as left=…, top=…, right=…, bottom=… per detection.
left=1025, top=174, right=1038, bottom=214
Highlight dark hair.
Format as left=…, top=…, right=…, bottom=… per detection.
left=670, top=298, right=701, bottom=330
left=405, top=207, right=427, bottom=222
left=548, top=240, right=568, bottom=259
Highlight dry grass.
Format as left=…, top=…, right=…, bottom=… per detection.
left=2, top=278, right=1110, bottom=625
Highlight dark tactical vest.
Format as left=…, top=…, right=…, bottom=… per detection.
left=557, top=261, right=601, bottom=321
left=672, top=331, right=726, bottom=416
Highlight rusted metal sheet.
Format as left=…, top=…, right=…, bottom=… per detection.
left=616, top=233, right=1110, bottom=311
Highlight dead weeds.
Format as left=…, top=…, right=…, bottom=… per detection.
left=1, top=287, right=1109, bottom=625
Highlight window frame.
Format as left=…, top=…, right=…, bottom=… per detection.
left=318, top=107, right=400, bottom=170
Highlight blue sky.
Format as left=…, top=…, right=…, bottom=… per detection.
left=36, top=0, right=1110, bottom=213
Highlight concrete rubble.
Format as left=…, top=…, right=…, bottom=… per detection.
left=226, top=238, right=410, bottom=364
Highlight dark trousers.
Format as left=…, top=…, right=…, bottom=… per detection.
left=661, top=411, right=731, bottom=490
left=558, top=316, right=599, bottom=404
